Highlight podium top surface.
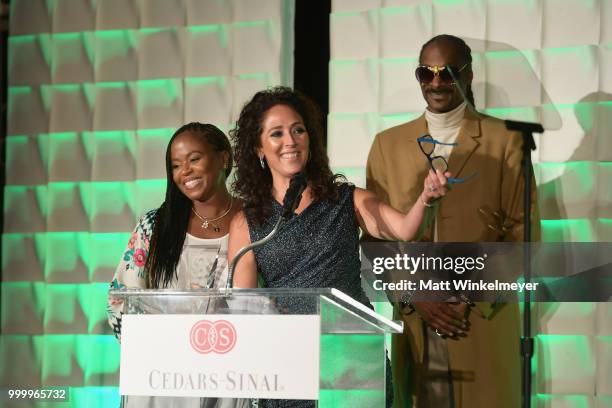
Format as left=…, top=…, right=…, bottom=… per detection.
left=110, top=287, right=403, bottom=334
left=111, top=287, right=345, bottom=297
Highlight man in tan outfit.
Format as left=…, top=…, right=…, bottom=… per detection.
left=366, top=35, right=539, bottom=407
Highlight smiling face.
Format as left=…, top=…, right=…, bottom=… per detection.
left=258, top=104, right=309, bottom=182
left=419, top=40, right=472, bottom=113
left=170, top=131, right=228, bottom=203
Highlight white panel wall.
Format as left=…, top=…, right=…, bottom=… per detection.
left=3, top=0, right=295, bottom=403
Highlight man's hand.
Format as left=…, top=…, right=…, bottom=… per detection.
left=411, top=301, right=470, bottom=338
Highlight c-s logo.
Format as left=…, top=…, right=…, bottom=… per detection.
left=190, top=320, right=237, bottom=354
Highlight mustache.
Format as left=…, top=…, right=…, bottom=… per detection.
left=425, top=87, right=454, bottom=93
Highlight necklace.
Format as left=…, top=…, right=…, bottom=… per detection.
left=192, top=196, right=234, bottom=232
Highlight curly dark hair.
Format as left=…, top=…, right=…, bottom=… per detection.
left=145, top=122, right=232, bottom=288
left=230, top=86, right=343, bottom=226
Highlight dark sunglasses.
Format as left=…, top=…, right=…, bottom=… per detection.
left=415, top=63, right=469, bottom=85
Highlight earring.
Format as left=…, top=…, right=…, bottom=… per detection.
left=259, top=156, right=265, bottom=169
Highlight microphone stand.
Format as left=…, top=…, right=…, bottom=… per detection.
left=222, top=211, right=292, bottom=408
left=504, top=119, right=543, bottom=408
left=225, top=172, right=307, bottom=289
left=222, top=195, right=298, bottom=408
left=225, top=215, right=285, bottom=290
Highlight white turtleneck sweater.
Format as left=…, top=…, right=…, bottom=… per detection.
left=424, top=101, right=467, bottom=161
left=424, top=101, right=467, bottom=242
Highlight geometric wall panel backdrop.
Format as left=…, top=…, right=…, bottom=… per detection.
left=2, top=0, right=295, bottom=405
left=329, top=0, right=611, bottom=404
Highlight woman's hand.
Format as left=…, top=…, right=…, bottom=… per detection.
left=420, top=169, right=451, bottom=206
left=355, top=170, right=452, bottom=241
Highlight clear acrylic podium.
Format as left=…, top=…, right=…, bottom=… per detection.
left=110, top=288, right=403, bottom=407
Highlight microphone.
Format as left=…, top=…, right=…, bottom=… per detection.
left=226, top=172, right=308, bottom=289
left=504, top=119, right=544, bottom=135
left=281, top=172, right=307, bottom=219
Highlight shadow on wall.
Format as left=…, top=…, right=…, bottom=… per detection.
left=537, top=91, right=612, bottom=238
left=534, top=91, right=611, bottom=397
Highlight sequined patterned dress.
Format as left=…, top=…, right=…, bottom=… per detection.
left=249, top=184, right=369, bottom=306
left=248, top=183, right=392, bottom=408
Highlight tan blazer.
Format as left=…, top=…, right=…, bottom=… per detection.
left=366, top=107, right=539, bottom=408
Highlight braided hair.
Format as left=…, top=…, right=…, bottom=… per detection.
left=145, top=122, right=232, bottom=288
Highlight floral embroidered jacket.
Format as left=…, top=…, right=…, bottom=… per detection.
left=107, top=209, right=157, bottom=341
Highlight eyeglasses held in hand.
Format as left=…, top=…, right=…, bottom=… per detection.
left=415, top=63, right=469, bottom=85
left=417, top=134, right=477, bottom=184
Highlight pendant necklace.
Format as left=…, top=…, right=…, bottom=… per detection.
left=192, top=196, right=234, bottom=232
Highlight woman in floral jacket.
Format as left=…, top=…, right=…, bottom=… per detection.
left=107, top=122, right=241, bottom=339
left=107, top=123, right=246, bottom=408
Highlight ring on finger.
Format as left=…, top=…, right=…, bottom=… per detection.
left=428, top=185, right=437, bottom=192
left=434, top=328, right=444, bottom=337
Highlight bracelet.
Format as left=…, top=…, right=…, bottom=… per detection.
left=420, top=197, right=434, bottom=208
left=399, top=291, right=415, bottom=313
left=399, top=301, right=416, bottom=314
left=459, top=293, right=475, bottom=307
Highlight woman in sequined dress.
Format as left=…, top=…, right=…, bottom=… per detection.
left=228, top=87, right=450, bottom=408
